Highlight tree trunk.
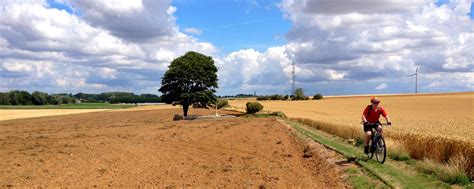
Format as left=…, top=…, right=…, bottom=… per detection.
left=183, top=103, right=189, bottom=117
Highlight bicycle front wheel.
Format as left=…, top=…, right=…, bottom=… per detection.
left=375, top=136, right=387, bottom=164
left=367, top=138, right=374, bottom=159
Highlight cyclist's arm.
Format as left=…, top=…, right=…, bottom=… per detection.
left=362, top=106, right=369, bottom=123
left=362, top=114, right=368, bottom=123
left=381, top=107, right=391, bottom=124
left=384, top=115, right=391, bottom=124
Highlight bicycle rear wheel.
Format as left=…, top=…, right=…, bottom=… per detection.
left=375, top=136, right=387, bottom=163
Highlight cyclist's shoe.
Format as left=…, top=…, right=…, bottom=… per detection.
left=370, top=145, right=377, bottom=153
left=364, top=146, right=369, bottom=154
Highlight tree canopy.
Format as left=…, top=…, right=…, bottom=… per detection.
left=159, top=51, right=218, bottom=116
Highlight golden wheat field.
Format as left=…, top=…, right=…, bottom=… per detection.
left=0, top=109, right=109, bottom=121
left=0, top=105, right=179, bottom=121
left=229, top=92, right=474, bottom=174
left=229, top=92, right=473, bottom=142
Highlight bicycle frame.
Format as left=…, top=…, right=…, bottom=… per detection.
left=371, top=124, right=383, bottom=140
left=365, top=122, right=389, bottom=163
left=367, top=122, right=389, bottom=139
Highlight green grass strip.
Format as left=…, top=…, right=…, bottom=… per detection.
left=289, top=120, right=451, bottom=189
left=345, top=167, right=391, bottom=189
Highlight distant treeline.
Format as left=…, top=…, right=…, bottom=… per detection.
left=219, top=94, right=256, bottom=98
left=0, top=91, right=161, bottom=105
left=256, top=89, right=323, bottom=101
left=256, top=94, right=290, bottom=100
left=0, top=90, right=76, bottom=105
left=74, top=92, right=161, bottom=104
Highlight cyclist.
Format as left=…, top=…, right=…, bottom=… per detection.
left=361, top=97, right=391, bottom=154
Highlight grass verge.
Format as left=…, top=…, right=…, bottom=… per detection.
left=414, top=157, right=471, bottom=185
left=345, top=167, right=390, bottom=189
left=288, top=119, right=463, bottom=188
left=290, top=117, right=474, bottom=179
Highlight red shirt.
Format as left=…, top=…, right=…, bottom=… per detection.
left=363, top=105, right=388, bottom=123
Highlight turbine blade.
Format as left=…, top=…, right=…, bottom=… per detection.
left=408, top=74, right=416, bottom=77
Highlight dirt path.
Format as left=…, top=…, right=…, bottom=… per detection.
left=0, top=108, right=348, bottom=187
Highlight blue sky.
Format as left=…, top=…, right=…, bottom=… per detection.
left=471, top=2, right=474, bottom=18
left=173, top=0, right=291, bottom=54
left=47, top=0, right=74, bottom=14
left=172, top=0, right=474, bottom=55
left=1, top=0, right=473, bottom=95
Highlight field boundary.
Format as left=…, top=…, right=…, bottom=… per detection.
left=322, top=91, right=473, bottom=99
left=0, top=103, right=135, bottom=109
left=291, top=117, right=474, bottom=181
left=285, top=119, right=454, bottom=188
left=0, top=109, right=113, bottom=121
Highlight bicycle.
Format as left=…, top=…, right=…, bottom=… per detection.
left=366, top=122, right=390, bottom=164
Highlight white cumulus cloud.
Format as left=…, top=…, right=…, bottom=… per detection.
left=183, top=27, right=202, bottom=35
left=0, top=0, right=218, bottom=94
left=376, top=83, right=388, bottom=90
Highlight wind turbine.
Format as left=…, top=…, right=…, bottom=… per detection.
left=408, top=66, right=419, bottom=93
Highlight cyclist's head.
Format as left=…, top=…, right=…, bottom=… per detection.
left=370, top=97, right=380, bottom=105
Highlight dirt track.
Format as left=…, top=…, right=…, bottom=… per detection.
left=0, top=108, right=347, bottom=187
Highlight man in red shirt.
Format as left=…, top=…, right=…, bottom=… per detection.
left=361, top=97, right=392, bottom=154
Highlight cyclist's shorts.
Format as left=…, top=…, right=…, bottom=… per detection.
left=363, top=122, right=379, bottom=133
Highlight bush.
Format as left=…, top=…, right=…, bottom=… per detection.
left=270, top=111, right=287, bottom=118
left=256, top=96, right=268, bottom=100
left=292, top=88, right=307, bottom=100
left=269, top=95, right=283, bottom=100
left=313, top=93, right=323, bottom=100
left=246, top=102, right=263, bottom=114
left=216, top=99, right=229, bottom=109
left=257, top=94, right=287, bottom=101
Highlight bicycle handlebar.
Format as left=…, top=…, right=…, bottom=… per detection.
left=360, top=121, right=391, bottom=126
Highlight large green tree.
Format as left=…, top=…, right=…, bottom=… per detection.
left=159, top=51, right=218, bottom=116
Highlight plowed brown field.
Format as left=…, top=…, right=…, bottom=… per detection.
left=0, top=108, right=347, bottom=187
